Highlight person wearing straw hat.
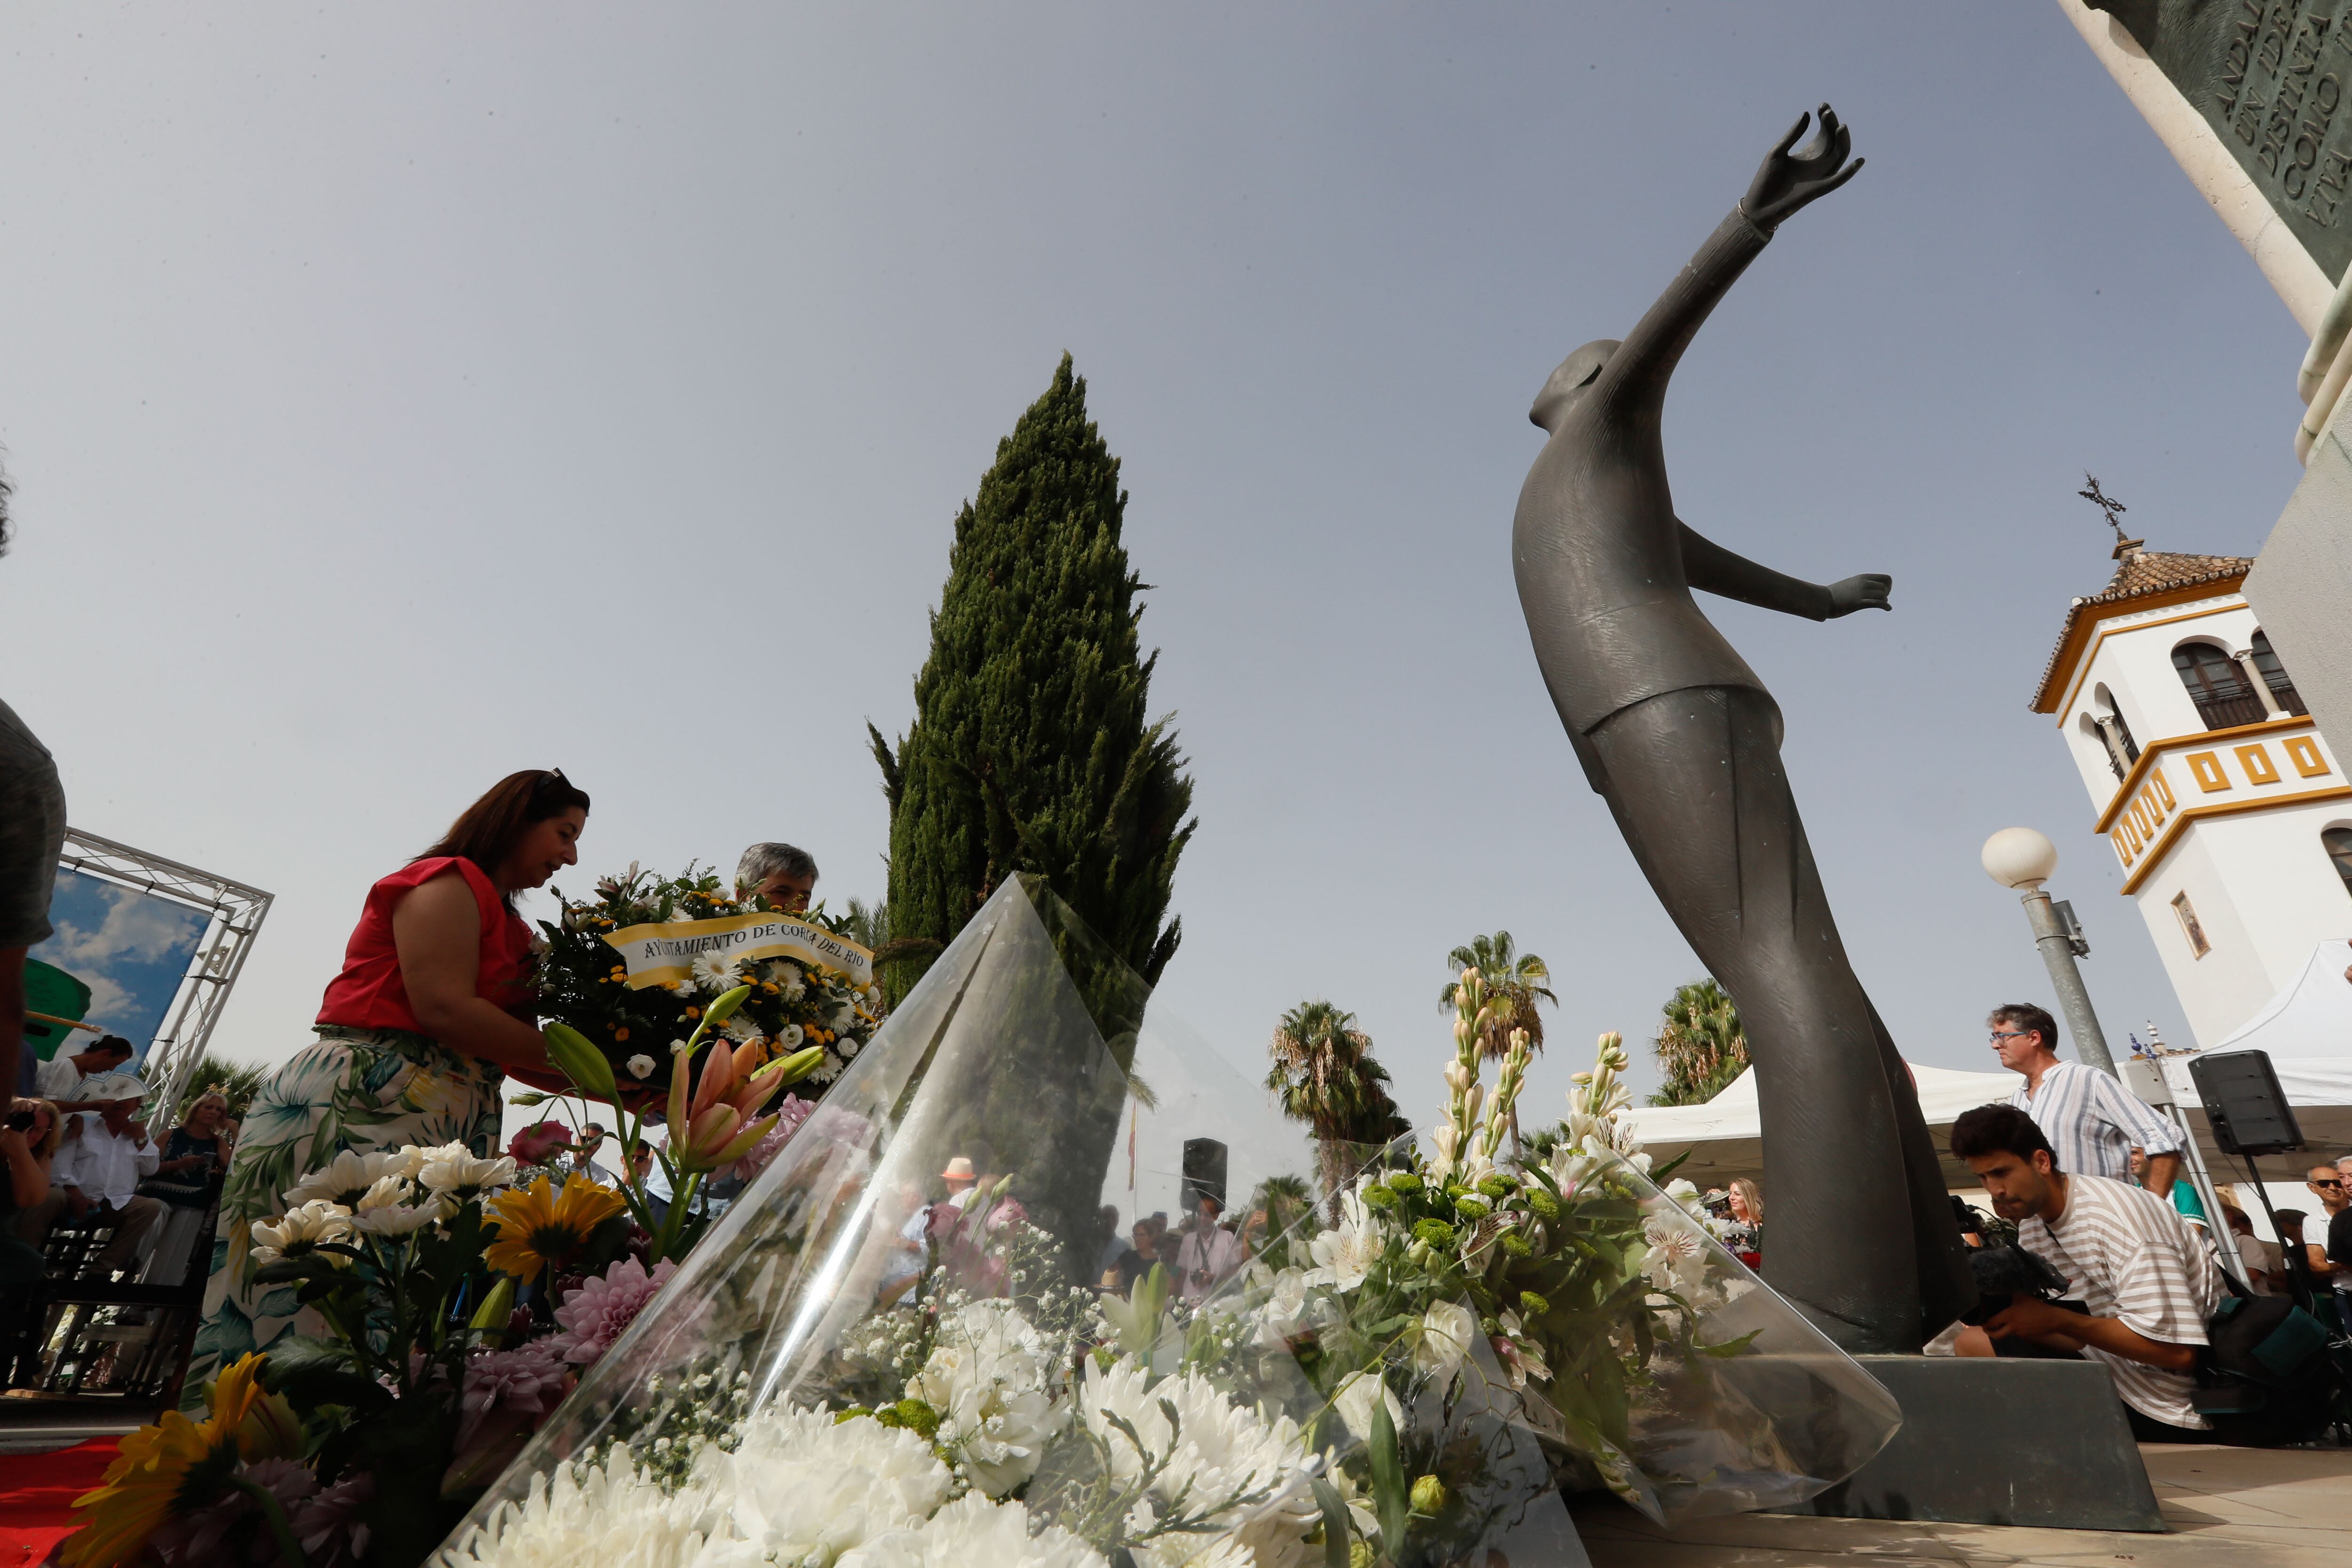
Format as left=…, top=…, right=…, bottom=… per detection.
left=940, top=1156, right=977, bottom=1206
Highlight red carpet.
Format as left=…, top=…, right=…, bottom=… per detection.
left=0, top=1439, right=116, bottom=1566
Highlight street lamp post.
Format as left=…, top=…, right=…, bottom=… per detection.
left=1981, top=827, right=2119, bottom=1078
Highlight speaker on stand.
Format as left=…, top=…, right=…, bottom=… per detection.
left=2186, top=1051, right=2315, bottom=1305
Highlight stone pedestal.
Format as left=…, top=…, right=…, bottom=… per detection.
left=1772, top=1355, right=2164, bottom=1532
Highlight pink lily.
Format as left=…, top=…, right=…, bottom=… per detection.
left=669, top=1037, right=810, bottom=1173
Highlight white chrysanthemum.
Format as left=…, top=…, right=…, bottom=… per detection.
left=1304, top=1191, right=1380, bottom=1293
left=1411, top=1300, right=1476, bottom=1385
left=720, top=1013, right=762, bottom=1043
left=1080, top=1361, right=1316, bottom=1566
left=698, top=1404, right=953, bottom=1564
left=250, top=1198, right=355, bottom=1267
left=421, top=1146, right=518, bottom=1197
left=439, top=1454, right=707, bottom=1568
left=906, top=1300, right=1068, bottom=1497
left=771, top=963, right=806, bottom=1000
left=806, top=1051, right=844, bottom=1083
left=835, top=1493, right=1104, bottom=1568
left=692, top=953, right=744, bottom=993
left=285, top=1148, right=413, bottom=1208
left=830, top=1004, right=856, bottom=1031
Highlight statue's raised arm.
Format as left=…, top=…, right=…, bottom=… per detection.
left=1591, top=106, right=1863, bottom=415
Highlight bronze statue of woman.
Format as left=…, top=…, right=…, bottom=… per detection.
left=1513, top=106, right=1973, bottom=1352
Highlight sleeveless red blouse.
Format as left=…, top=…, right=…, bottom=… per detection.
left=316, top=857, right=537, bottom=1033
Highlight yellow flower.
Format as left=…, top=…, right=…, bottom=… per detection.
left=65, top=1354, right=296, bottom=1568
left=484, top=1173, right=628, bottom=1283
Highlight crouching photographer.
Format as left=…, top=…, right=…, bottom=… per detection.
left=1947, top=1104, right=2221, bottom=1441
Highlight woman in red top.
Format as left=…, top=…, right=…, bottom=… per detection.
left=187, top=769, right=589, bottom=1402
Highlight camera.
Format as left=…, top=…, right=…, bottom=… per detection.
left=3, top=1109, right=36, bottom=1133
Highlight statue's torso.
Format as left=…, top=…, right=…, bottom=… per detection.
left=1512, top=411, right=1767, bottom=734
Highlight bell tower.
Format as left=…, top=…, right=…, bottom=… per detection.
left=2032, top=481, right=2352, bottom=1044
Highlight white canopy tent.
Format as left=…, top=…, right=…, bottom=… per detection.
left=1622, top=984, right=2352, bottom=1201
left=1620, top=1062, right=2021, bottom=1193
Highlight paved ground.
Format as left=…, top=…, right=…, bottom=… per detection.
left=1570, top=1444, right=2352, bottom=1567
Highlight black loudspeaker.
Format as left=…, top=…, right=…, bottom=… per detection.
left=1181, top=1137, right=1228, bottom=1213
left=2188, top=1051, right=2304, bottom=1157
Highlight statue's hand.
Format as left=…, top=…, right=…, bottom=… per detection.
left=1743, top=104, right=1862, bottom=232
left=1826, top=574, right=1892, bottom=617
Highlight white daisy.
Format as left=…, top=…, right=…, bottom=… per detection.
left=285, top=1149, right=413, bottom=1209
left=691, top=953, right=744, bottom=993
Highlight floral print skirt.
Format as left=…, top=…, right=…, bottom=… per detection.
left=183, top=1026, right=502, bottom=1408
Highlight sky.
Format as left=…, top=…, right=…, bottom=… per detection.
left=0, top=5, right=2320, bottom=1130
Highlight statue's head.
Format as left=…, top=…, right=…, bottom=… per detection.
left=1529, top=339, right=1619, bottom=432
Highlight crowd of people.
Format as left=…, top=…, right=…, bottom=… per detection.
left=1946, top=1001, right=2349, bottom=1446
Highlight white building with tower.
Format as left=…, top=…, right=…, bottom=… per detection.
left=2033, top=517, right=2352, bottom=1046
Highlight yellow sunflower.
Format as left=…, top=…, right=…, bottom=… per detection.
left=484, top=1172, right=628, bottom=1283
left=65, top=1354, right=298, bottom=1568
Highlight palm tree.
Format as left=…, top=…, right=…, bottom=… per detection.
left=173, top=1055, right=268, bottom=1123
left=1646, top=979, right=1749, bottom=1107
left=841, top=896, right=943, bottom=978
left=1265, top=1001, right=1412, bottom=1201
left=1438, top=931, right=1557, bottom=1061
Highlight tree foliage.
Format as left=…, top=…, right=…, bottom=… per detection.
left=173, top=1054, right=268, bottom=1123
left=870, top=356, right=1195, bottom=996
left=1646, top=979, right=1750, bottom=1107
left=1437, top=930, right=1556, bottom=1060
left=1265, top=1000, right=1411, bottom=1199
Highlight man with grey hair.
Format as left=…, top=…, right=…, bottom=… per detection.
left=737, top=842, right=818, bottom=912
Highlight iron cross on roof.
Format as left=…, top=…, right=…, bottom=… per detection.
left=2078, top=473, right=2144, bottom=560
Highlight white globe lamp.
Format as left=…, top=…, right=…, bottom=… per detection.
left=1981, top=827, right=2059, bottom=891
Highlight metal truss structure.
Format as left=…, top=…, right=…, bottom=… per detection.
left=56, top=828, right=273, bottom=1116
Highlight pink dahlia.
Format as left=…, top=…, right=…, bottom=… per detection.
left=456, top=1337, right=572, bottom=1449
left=550, top=1254, right=679, bottom=1366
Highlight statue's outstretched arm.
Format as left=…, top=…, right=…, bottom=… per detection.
left=1598, top=106, right=1863, bottom=412
left=1679, top=520, right=1890, bottom=621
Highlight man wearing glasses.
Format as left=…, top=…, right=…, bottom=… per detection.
left=1990, top=1003, right=2181, bottom=1195
left=2304, top=1162, right=2352, bottom=1333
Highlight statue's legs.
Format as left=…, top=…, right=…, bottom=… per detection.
left=1581, top=685, right=1973, bottom=1352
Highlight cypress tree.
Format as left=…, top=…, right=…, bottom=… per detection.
left=870, top=354, right=1195, bottom=995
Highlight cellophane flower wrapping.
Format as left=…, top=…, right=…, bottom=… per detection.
left=434, top=877, right=1899, bottom=1568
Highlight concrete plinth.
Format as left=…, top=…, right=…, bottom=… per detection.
left=1773, top=1355, right=2164, bottom=1532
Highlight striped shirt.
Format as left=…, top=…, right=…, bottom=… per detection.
left=2019, top=1171, right=2220, bottom=1430
left=2009, top=1060, right=2180, bottom=1182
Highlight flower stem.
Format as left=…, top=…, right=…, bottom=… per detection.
left=228, top=1474, right=310, bottom=1568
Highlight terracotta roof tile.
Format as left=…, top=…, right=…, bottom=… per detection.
left=2028, top=549, right=2252, bottom=713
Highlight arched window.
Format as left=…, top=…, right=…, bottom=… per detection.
left=2251, top=631, right=2309, bottom=716
left=2173, top=642, right=2266, bottom=730
left=2094, top=684, right=2140, bottom=765
left=2082, top=714, right=2123, bottom=782
left=2325, top=826, right=2352, bottom=897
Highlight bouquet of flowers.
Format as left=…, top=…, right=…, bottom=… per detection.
left=431, top=877, right=1899, bottom=1568
left=67, top=1146, right=673, bottom=1568
left=67, top=985, right=826, bottom=1568
left=533, top=864, right=885, bottom=1095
